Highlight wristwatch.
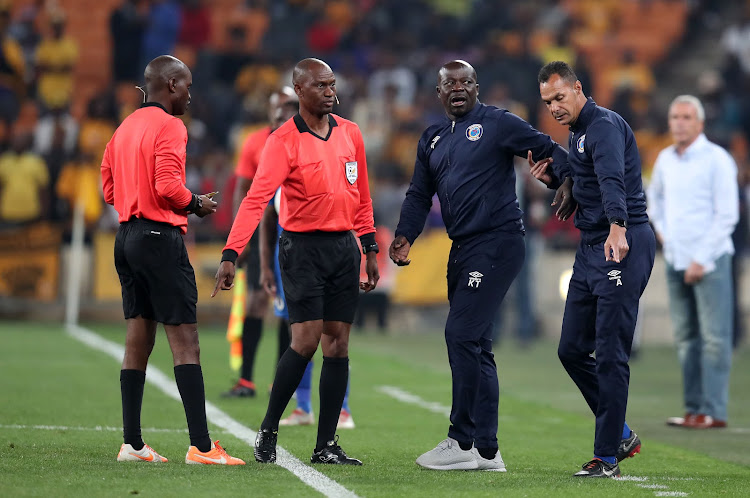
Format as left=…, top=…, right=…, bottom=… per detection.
left=186, top=193, right=202, bottom=213
left=362, top=242, right=379, bottom=254
left=610, top=218, right=627, bottom=228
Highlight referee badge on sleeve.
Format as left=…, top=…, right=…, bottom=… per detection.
left=345, top=161, right=358, bottom=184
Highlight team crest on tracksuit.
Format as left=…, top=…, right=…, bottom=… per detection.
left=466, top=124, right=483, bottom=141
left=576, top=134, right=586, bottom=153
left=346, top=161, right=358, bottom=184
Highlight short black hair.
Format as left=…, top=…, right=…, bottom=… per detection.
left=538, top=61, right=578, bottom=85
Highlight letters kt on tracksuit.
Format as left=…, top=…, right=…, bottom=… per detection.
left=396, top=102, right=569, bottom=448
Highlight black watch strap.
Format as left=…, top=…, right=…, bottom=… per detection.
left=186, top=193, right=204, bottom=213
left=362, top=242, right=379, bottom=254
left=359, top=232, right=378, bottom=254
left=610, top=218, right=627, bottom=228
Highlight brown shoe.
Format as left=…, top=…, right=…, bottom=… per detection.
left=690, top=416, right=727, bottom=429
left=682, top=414, right=708, bottom=428
left=666, top=413, right=699, bottom=427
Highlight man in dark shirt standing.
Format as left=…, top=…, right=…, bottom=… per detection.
left=102, top=55, right=244, bottom=465
left=390, top=60, right=571, bottom=471
left=531, top=61, right=655, bottom=478
left=213, top=58, right=379, bottom=466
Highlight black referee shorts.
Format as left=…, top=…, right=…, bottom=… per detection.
left=243, top=230, right=262, bottom=291
left=114, top=218, right=197, bottom=325
left=278, top=230, right=361, bottom=325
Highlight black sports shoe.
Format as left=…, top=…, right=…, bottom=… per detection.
left=310, top=437, right=363, bottom=465
left=254, top=429, right=278, bottom=463
left=221, top=380, right=256, bottom=398
left=616, top=430, right=641, bottom=462
left=573, top=458, right=621, bottom=478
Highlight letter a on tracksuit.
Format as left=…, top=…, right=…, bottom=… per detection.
left=556, top=98, right=656, bottom=458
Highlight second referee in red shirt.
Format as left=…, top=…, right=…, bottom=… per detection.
left=213, top=58, right=379, bottom=466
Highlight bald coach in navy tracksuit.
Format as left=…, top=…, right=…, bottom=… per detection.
left=390, top=60, right=571, bottom=472
left=533, top=61, right=656, bottom=478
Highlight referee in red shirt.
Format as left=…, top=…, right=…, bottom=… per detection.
left=213, top=58, right=379, bottom=466
left=102, top=55, right=243, bottom=465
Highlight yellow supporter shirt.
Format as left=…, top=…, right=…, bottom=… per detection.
left=56, top=160, right=103, bottom=224
left=36, top=37, right=78, bottom=110
left=78, top=118, right=115, bottom=163
left=0, top=151, right=49, bottom=221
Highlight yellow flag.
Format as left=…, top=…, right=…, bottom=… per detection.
left=227, top=268, right=246, bottom=372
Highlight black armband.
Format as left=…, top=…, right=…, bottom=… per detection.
left=221, top=249, right=238, bottom=264
left=359, top=232, right=378, bottom=254
left=185, top=193, right=199, bottom=213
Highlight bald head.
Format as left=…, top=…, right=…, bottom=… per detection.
left=144, top=55, right=189, bottom=93
left=142, top=55, right=192, bottom=116
left=438, top=60, right=477, bottom=85
left=292, top=58, right=332, bottom=86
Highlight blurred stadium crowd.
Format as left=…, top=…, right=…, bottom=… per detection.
left=1, top=0, right=749, bottom=326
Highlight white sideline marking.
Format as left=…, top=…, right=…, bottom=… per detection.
left=377, top=386, right=563, bottom=425
left=66, top=324, right=357, bottom=498
left=377, top=386, right=450, bottom=416
left=0, top=424, right=188, bottom=433
left=378, top=386, right=695, bottom=497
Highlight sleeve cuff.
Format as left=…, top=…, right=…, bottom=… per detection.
left=607, top=210, right=628, bottom=225
left=359, top=232, right=376, bottom=247
left=221, top=249, right=238, bottom=264
left=394, top=230, right=416, bottom=245
left=547, top=173, right=563, bottom=190
left=185, top=193, right=198, bottom=212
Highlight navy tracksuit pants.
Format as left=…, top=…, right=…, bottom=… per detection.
left=445, top=230, right=525, bottom=449
left=558, top=222, right=655, bottom=456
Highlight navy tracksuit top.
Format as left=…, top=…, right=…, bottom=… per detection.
left=567, top=98, right=649, bottom=244
left=395, top=102, right=569, bottom=243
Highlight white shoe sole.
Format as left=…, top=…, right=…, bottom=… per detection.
left=479, top=466, right=507, bottom=472
left=416, top=460, right=479, bottom=470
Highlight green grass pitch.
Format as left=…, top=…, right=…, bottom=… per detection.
left=1, top=321, right=748, bottom=497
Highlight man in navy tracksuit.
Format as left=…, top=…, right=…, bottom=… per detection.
left=390, top=60, right=572, bottom=472
left=532, top=61, right=656, bottom=478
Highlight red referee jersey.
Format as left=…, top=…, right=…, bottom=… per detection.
left=224, top=113, right=375, bottom=255
left=235, top=125, right=271, bottom=180
left=101, top=103, right=193, bottom=233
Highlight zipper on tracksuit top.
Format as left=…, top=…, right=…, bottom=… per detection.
left=446, top=120, right=455, bottom=220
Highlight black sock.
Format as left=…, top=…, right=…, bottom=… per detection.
left=240, top=317, right=263, bottom=382
left=174, top=364, right=211, bottom=452
left=315, top=356, right=349, bottom=451
left=477, top=447, right=498, bottom=459
left=277, top=320, right=290, bottom=364
left=261, top=348, right=310, bottom=431
left=458, top=441, right=472, bottom=451
left=120, top=369, right=146, bottom=450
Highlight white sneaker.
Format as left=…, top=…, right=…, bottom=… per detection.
left=416, top=438, right=478, bottom=470
left=472, top=447, right=507, bottom=472
left=280, top=408, right=315, bottom=426
left=117, top=443, right=168, bottom=462
left=337, top=410, right=355, bottom=429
